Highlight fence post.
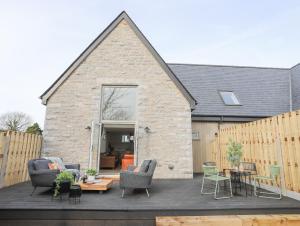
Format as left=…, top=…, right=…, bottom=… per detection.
left=275, top=116, right=287, bottom=196
left=0, top=132, right=11, bottom=188
left=217, top=124, right=221, bottom=169
left=39, top=135, right=43, bottom=158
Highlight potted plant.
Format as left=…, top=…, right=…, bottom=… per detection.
left=54, top=171, right=74, bottom=197
left=86, top=168, right=97, bottom=181
left=226, top=139, right=243, bottom=169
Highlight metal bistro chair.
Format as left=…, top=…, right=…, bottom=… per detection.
left=240, top=162, right=257, bottom=174
left=201, top=165, right=233, bottom=200
left=203, top=161, right=224, bottom=175
left=254, top=165, right=282, bottom=199
left=239, top=162, right=257, bottom=195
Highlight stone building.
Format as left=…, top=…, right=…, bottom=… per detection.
left=41, top=11, right=300, bottom=178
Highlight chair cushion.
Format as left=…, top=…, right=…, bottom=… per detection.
left=44, top=157, right=66, bottom=170
left=140, top=160, right=151, bottom=173
left=34, top=159, right=51, bottom=170
left=48, top=162, right=59, bottom=170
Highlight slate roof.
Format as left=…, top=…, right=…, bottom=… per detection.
left=169, top=63, right=292, bottom=117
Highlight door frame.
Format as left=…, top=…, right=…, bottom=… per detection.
left=88, top=121, right=102, bottom=169
left=98, top=121, right=138, bottom=170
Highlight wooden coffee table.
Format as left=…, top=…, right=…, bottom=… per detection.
left=79, top=179, right=113, bottom=193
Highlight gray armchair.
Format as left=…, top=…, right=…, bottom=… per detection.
left=28, top=158, right=59, bottom=195
left=28, top=158, right=80, bottom=195
left=120, top=159, right=157, bottom=198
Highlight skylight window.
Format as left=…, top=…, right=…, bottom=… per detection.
left=219, top=91, right=240, bottom=105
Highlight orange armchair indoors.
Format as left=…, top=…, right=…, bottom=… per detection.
left=122, top=154, right=134, bottom=170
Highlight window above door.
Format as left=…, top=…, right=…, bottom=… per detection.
left=101, top=86, right=137, bottom=121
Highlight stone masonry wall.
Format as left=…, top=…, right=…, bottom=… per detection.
left=43, top=19, right=193, bottom=178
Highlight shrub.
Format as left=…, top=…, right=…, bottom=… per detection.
left=226, top=139, right=243, bottom=168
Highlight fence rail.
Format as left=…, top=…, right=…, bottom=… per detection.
left=209, top=110, right=300, bottom=194
left=0, top=131, right=42, bottom=188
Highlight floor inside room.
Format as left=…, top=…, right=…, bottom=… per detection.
left=99, top=126, right=135, bottom=174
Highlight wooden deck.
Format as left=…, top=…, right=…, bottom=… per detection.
left=0, top=175, right=299, bottom=226
left=156, top=215, right=300, bottom=226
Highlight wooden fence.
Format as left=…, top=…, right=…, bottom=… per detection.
left=209, top=110, right=300, bottom=194
left=0, top=131, right=42, bottom=188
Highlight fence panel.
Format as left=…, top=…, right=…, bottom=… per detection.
left=208, top=110, right=300, bottom=194
left=0, top=131, right=42, bottom=188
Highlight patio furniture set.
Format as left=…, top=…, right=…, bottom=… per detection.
left=27, top=157, right=157, bottom=202
left=28, top=157, right=281, bottom=202
left=201, top=161, right=282, bottom=200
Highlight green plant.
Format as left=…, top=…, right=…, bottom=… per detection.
left=86, top=168, right=97, bottom=176
left=226, top=139, right=243, bottom=168
left=54, top=171, right=74, bottom=197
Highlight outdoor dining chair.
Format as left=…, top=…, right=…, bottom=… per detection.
left=254, top=165, right=282, bottom=199
left=201, top=165, right=233, bottom=200
left=240, top=162, right=257, bottom=175
left=203, top=161, right=224, bottom=175
left=239, top=161, right=257, bottom=195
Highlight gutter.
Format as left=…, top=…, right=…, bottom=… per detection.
left=192, top=115, right=268, bottom=123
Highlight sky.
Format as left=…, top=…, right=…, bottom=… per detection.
left=1, top=0, right=300, bottom=128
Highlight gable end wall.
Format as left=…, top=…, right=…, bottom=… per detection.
left=43, top=19, right=193, bottom=179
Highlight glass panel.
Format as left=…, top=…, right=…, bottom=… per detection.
left=102, top=87, right=136, bottom=120
left=121, top=135, right=130, bottom=143
left=220, top=91, right=240, bottom=105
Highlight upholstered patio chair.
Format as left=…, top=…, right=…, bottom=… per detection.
left=28, top=158, right=80, bottom=195
left=28, top=158, right=60, bottom=195
left=120, top=159, right=157, bottom=198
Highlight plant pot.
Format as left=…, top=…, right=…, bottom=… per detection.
left=59, top=180, right=71, bottom=194
left=69, top=185, right=82, bottom=198
left=87, top=175, right=95, bottom=181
